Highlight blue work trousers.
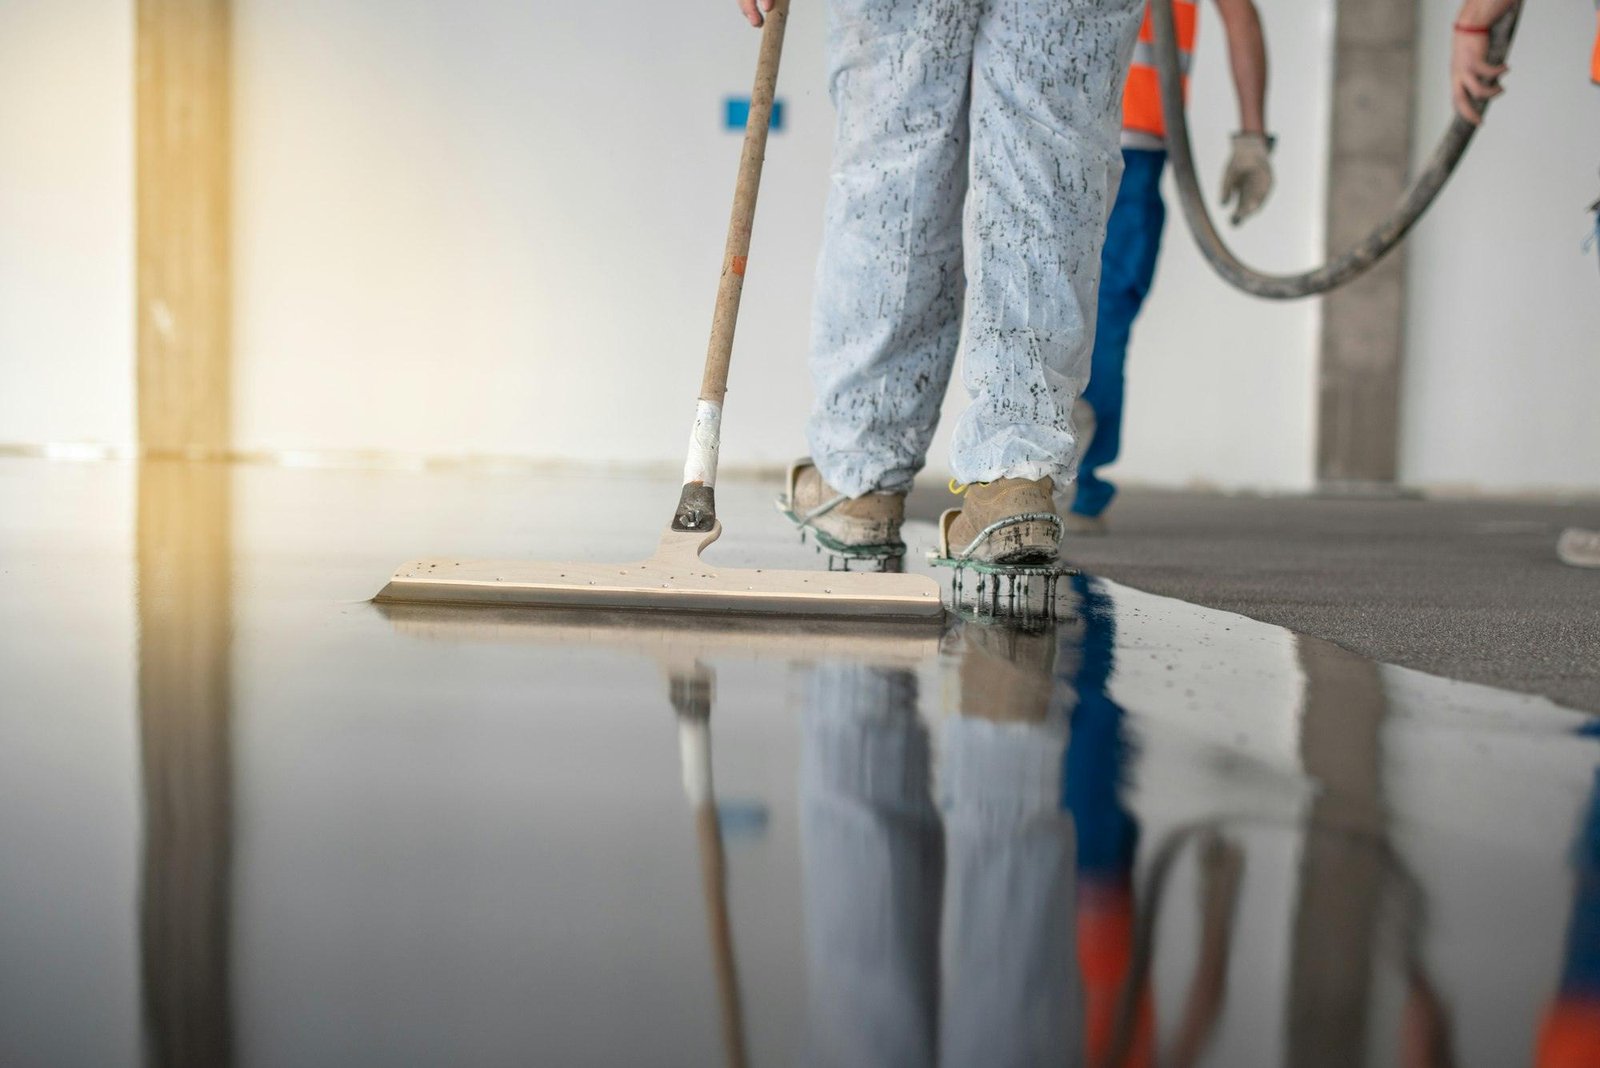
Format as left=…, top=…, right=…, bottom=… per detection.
left=1072, top=147, right=1167, bottom=519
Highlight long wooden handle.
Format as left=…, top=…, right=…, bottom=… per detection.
left=672, top=2, right=791, bottom=532
left=702, top=1, right=790, bottom=407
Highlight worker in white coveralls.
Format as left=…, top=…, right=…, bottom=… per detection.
left=739, top=0, right=1148, bottom=565
left=1066, top=0, right=1271, bottom=535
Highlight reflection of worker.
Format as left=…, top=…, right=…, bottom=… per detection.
left=739, top=0, right=1146, bottom=566
left=791, top=581, right=1249, bottom=1067
left=1447, top=0, right=1600, bottom=569
left=1062, top=577, right=1155, bottom=1064
left=1533, top=739, right=1600, bottom=1068
left=795, top=661, right=1083, bottom=1066
left=1068, top=0, right=1273, bottom=533
left=1063, top=575, right=1242, bottom=1067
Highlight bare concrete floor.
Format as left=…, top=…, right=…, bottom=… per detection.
left=4, top=457, right=1600, bottom=1066
left=912, top=486, right=1600, bottom=713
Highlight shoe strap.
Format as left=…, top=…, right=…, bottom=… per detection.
left=795, top=492, right=850, bottom=527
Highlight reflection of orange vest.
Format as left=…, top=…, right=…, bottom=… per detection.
left=1079, top=883, right=1155, bottom=1068
left=1535, top=997, right=1600, bottom=1068
left=1123, top=0, right=1199, bottom=139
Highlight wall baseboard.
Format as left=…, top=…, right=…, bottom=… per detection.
left=2, top=444, right=1596, bottom=502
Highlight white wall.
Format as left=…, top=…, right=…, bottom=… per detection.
left=1403, top=0, right=1600, bottom=493
left=231, top=1, right=837, bottom=468
left=0, top=0, right=133, bottom=447
left=6, top=0, right=1589, bottom=497
left=232, top=0, right=1334, bottom=491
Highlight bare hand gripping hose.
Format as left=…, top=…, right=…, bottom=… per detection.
left=1150, top=0, right=1521, bottom=299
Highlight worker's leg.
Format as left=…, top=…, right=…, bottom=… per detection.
left=1073, top=148, right=1167, bottom=519
left=798, top=664, right=941, bottom=1065
left=807, top=0, right=981, bottom=497
left=950, top=0, right=1143, bottom=488
left=939, top=709, right=1080, bottom=1066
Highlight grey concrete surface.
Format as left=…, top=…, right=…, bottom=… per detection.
left=11, top=458, right=1600, bottom=1064
left=912, top=487, right=1600, bottom=712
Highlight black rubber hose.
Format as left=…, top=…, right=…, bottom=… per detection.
left=1150, top=0, right=1521, bottom=300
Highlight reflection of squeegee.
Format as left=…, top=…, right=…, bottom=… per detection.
left=674, top=664, right=749, bottom=1068
left=376, top=603, right=941, bottom=669
left=380, top=602, right=893, bottom=1066
left=370, top=0, right=941, bottom=625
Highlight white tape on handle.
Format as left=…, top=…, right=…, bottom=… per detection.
left=679, top=718, right=712, bottom=806
left=683, top=400, right=722, bottom=487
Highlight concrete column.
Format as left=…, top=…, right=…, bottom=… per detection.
left=1286, top=635, right=1389, bottom=1066
left=1316, top=0, right=1418, bottom=488
left=136, top=0, right=231, bottom=456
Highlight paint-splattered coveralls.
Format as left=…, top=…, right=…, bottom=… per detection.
left=806, top=0, right=1145, bottom=497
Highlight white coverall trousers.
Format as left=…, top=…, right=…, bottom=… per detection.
left=807, top=0, right=1144, bottom=497
left=798, top=663, right=1083, bottom=1068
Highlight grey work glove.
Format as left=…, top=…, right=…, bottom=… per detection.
left=1219, top=132, right=1275, bottom=226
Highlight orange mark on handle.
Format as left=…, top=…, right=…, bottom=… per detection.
left=731, top=256, right=748, bottom=276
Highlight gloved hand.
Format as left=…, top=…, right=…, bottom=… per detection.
left=1219, top=132, right=1275, bottom=227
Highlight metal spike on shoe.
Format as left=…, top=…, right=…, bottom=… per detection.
left=925, top=478, right=1075, bottom=618
left=930, top=553, right=1078, bottom=621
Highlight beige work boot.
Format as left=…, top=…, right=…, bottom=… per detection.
left=939, top=477, right=1062, bottom=565
left=780, top=458, right=906, bottom=553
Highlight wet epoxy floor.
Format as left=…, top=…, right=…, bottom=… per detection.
left=3, top=456, right=1599, bottom=1067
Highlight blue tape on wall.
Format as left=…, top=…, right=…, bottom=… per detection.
left=724, top=97, right=785, bottom=132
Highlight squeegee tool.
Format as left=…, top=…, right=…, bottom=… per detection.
left=375, top=521, right=942, bottom=621
left=374, top=0, right=944, bottom=624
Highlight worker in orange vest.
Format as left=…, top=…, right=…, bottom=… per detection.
left=1067, top=0, right=1273, bottom=534
left=1533, top=752, right=1600, bottom=1068
left=1449, top=0, right=1600, bottom=574
left=1454, top=0, right=1600, bottom=1052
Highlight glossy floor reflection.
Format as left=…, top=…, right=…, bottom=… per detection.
left=2, top=457, right=1598, bottom=1067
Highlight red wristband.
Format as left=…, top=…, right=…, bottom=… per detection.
left=1453, top=21, right=1490, bottom=35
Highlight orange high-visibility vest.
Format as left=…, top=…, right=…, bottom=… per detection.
left=1591, top=1, right=1598, bottom=85
left=1123, top=0, right=1200, bottom=139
